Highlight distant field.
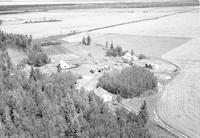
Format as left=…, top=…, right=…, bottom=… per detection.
left=1, top=6, right=199, bottom=38
left=93, top=33, right=190, bottom=56
left=0, top=0, right=198, bottom=11
left=0, top=7, right=177, bottom=38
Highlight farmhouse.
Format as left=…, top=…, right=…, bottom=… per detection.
left=122, top=52, right=138, bottom=63
left=59, top=60, right=71, bottom=69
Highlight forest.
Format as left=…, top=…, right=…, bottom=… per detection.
left=0, top=46, right=152, bottom=137
left=97, top=66, right=157, bottom=98
left=0, top=30, right=50, bottom=67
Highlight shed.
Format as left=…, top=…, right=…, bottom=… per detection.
left=94, top=87, right=113, bottom=103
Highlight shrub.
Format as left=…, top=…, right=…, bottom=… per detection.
left=90, top=69, right=94, bottom=74
left=97, top=66, right=157, bottom=98
left=77, top=74, right=83, bottom=79
left=138, top=54, right=148, bottom=60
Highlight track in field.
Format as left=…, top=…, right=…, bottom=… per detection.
left=44, top=45, right=72, bottom=56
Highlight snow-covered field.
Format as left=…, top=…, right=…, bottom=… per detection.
left=0, top=8, right=164, bottom=38
left=0, top=6, right=198, bottom=38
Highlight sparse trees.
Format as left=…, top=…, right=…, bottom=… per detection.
left=105, top=41, right=126, bottom=57
left=106, top=45, right=126, bottom=57
left=82, top=36, right=91, bottom=45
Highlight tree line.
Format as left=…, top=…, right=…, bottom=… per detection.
left=0, top=30, right=50, bottom=67
left=0, top=51, right=152, bottom=138
left=97, top=66, right=157, bottom=98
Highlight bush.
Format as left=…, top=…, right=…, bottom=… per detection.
left=138, top=54, right=148, bottom=60
left=77, top=74, right=83, bottom=79
left=90, top=69, right=95, bottom=74
left=97, top=66, right=157, bottom=98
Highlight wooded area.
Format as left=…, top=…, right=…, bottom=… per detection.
left=98, top=66, right=157, bottom=98
left=0, top=30, right=50, bottom=67
left=0, top=48, right=152, bottom=137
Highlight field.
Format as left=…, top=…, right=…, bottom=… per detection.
left=91, top=8, right=200, bottom=38
left=93, top=33, right=190, bottom=56
left=44, top=45, right=72, bottom=56
left=0, top=6, right=198, bottom=38
left=157, top=36, right=200, bottom=137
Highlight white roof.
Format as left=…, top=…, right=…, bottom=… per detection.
left=124, top=52, right=132, bottom=57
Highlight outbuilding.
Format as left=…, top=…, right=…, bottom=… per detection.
left=59, top=60, right=71, bottom=69
left=102, top=94, right=113, bottom=103
left=122, top=52, right=139, bottom=63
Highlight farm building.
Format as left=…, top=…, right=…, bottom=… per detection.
left=94, top=87, right=113, bottom=103
left=59, top=60, right=71, bottom=69
left=122, top=52, right=139, bottom=63
left=102, top=94, right=113, bottom=103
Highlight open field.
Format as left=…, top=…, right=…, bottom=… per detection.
left=93, top=33, right=190, bottom=56
left=0, top=6, right=198, bottom=38
left=90, top=7, right=200, bottom=38
left=157, top=36, right=200, bottom=138
left=158, top=63, right=200, bottom=138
